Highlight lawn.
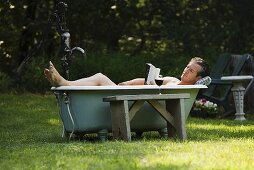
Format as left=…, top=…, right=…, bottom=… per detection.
left=0, top=93, right=254, bottom=170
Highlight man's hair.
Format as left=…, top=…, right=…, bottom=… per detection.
left=191, top=57, right=210, bottom=78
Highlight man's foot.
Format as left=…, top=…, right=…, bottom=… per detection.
left=44, top=61, right=69, bottom=86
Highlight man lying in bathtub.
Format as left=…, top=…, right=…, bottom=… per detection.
left=44, top=57, right=209, bottom=87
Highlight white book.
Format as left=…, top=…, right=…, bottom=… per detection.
left=144, top=63, right=161, bottom=85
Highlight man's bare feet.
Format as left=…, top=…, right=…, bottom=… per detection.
left=44, top=61, right=69, bottom=86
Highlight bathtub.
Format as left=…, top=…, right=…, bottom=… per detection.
left=52, top=85, right=207, bottom=140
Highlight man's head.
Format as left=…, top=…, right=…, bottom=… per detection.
left=180, top=57, right=210, bottom=85
left=190, top=57, right=210, bottom=78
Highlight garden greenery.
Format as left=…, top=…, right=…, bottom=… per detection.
left=1, top=1, right=254, bottom=92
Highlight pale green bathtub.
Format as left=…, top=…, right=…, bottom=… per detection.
left=52, top=85, right=207, bottom=140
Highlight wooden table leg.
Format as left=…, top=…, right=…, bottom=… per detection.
left=166, top=99, right=187, bottom=140
left=109, top=100, right=131, bottom=141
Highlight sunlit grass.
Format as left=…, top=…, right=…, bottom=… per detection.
left=0, top=93, right=254, bottom=169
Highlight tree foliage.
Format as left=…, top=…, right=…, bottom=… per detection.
left=0, top=0, right=254, bottom=92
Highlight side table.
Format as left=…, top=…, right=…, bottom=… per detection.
left=221, top=75, right=253, bottom=121
left=103, top=93, right=190, bottom=141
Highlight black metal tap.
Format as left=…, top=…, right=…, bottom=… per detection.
left=51, top=2, right=85, bottom=80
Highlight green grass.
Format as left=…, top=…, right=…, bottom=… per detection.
left=1, top=93, right=254, bottom=170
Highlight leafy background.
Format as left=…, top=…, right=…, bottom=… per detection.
left=0, top=0, right=254, bottom=92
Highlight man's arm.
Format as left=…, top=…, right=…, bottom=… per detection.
left=119, top=77, right=180, bottom=85
left=118, top=78, right=145, bottom=85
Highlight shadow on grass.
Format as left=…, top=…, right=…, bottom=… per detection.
left=27, top=117, right=254, bottom=144
left=1, top=113, right=254, bottom=144
left=187, top=117, right=254, bottom=141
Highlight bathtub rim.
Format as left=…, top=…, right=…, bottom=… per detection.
left=51, top=85, right=207, bottom=91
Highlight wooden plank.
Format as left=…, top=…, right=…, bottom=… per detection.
left=147, top=100, right=175, bottom=127
left=103, top=93, right=190, bottom=102
left=176, top=99, right=187, bottom=140
left=166, top=99, right=187, bottom=140
left=109, top=100, right=131, bottom=141
left=103, top=93, right=190, bottom=141
left=129, top=100, right=145, bottom=121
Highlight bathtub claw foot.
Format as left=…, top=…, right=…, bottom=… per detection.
left=158, top=128, right=168, bottom=138
left=98, top=129, right=108, bottom=141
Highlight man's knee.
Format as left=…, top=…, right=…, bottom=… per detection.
left=94, top=73, right=114, bottom=86
left=95, top=73, right=106, bottom=79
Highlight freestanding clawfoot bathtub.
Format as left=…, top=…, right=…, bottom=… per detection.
left=52, top=85, right=207, bottom=140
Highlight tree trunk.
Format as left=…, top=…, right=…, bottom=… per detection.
left=16, top=0, right=37, bottom=67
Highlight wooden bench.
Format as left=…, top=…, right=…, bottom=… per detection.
left=103, top=93, right=190, bottom=141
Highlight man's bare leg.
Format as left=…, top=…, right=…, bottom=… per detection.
left=44, top=61, right=116, bottom=86
left=70, top=73, right=116, bottom=86
left=44, top=61, right=69, bottom=86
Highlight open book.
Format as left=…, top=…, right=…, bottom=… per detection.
left=144, top=63, right=161, bottom=85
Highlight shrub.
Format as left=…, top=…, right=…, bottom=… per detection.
left=0, top=71, right=12, bottom=91
left=17, top=58, right=49, bottom=93
left=1, top=51, right=212, bottom=93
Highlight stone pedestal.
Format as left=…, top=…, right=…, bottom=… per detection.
left=221, top=76, right=253, bottom=121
